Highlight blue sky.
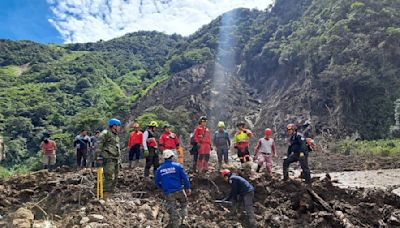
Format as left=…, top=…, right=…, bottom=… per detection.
left=0, top=0, right=63, bottom=43
left=0, top=0, right=270, bottom=44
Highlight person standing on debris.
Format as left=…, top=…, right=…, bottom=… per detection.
left=96, top=118, right=122, bottom=197
left=189, top=132, right=198, bottom=172
left=254, top=128, right=276, bottom=175
left=159, top=124, right=180, bottom=157
left=213, top=121, right=231, bottom=169
left=143, top=121, right=160, bottom=181
left=128, top=123, right=143, bottom=168
left=88, top=131, right=100, bottom=168
left=40, top=138, right=57, bottom=170
left=220, top=169, right=256, bottom=226
left=74, top=129, right=91, bottom=168
left=193, top=116, right=211, bottom=174
left=233, top=122, right=253, bottom=164
left=155, top=150, right=191, bottom=228
left=283, top=124, right=311, bottom=183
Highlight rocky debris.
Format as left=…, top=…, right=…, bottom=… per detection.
left=0, top=165, right=400, bottom=227
left=10, top=207, right=34, bottom=228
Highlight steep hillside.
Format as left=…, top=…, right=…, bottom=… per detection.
left=134, top=0, right=400, bottom=140
left=0, top=32, right=183, bottom=170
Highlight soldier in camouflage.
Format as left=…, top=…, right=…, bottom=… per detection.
left=96, top=118, right=122, bottom=195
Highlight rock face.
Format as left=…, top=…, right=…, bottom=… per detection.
left=132, top=62, right=263, bottom=140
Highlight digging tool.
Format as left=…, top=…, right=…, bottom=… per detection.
left=96, top=167, right=104, bottom=199
left=177, top=146, right=184, bottom=165
left=214, top=200, right=232, bottom=205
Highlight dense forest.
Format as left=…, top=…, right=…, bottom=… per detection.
left=0, top=0, right=399, bottom=172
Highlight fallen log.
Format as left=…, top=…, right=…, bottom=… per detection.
left=307, top=188, right=355, bottom=228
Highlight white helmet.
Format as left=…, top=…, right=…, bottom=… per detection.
left=163, top=149, right=175, bottom=159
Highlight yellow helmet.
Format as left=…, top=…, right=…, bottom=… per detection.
left=217, top=121, right=225, bottom=128
left=148, top=121, right=158, bottom=127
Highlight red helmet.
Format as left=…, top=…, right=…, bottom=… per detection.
left=220, top=169, right=231, bottom=177
left=264, top=128, right=273, bottom=135
left=287, top=124, right=297, bottom=130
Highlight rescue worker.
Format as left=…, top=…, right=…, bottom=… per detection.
left=193, top=116, right=211, bottom=174
left=283, top=124, right=311, bottom=183
left=220, top=169, right=256, bottom=227
left=40, top=138, right=57, bottom=170
left=96, top=118, right=122, bottom=197
left=74, top=129, right=90, bottom=168
left=254, top=128, right=276, bottom=175
left=213, top=121, right=231, bottom=169
left=159, top=124, right=180, bottom=157
left=128, top=123, right=143, bottom=168
left=233, top=122, right=253, bottom=164
left=143, top=121, right=160, bottom=180
left=155, top=150, right=191, bottom=228
left=88, top=131, right=100, bottom=168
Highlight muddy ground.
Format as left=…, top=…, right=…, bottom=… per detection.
left=1, top=161, right=400, bottom=228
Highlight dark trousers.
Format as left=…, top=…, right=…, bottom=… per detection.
left=237, top=147, right=250, bottom=163
left=233, top=191, right=256, bottom=226
left=77, top=149, right=87, bottom=167
left=217, top=148, right=229, bottom=164
left=192, top=153, right=198, bottom=170
left=144, top=147, right=159, bottom=177
left=129, top=144, right=141, bottom=161
left=283, top=153, right=311, bottom=182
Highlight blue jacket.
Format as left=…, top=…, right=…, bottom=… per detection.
left=155, top=160, right=190, bottom=194
left=213, top=130, right=231, bottom=149
left=228, top=174, right=254, bottom=201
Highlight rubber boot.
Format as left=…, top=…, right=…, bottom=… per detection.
left=129, top=161, right=132, bottom=168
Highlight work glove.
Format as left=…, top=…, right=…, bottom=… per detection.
left=144, top=150, right=149, bottom=157
left=299, top=152, right=305, bottom=158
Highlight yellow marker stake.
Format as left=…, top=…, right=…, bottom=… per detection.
left=97, top=167, right=103, bottom=199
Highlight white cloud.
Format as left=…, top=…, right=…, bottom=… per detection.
left=47, top=0, right=274, bottom=43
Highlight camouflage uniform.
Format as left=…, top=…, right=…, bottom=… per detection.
left=96, top=130, right=121, bottom=193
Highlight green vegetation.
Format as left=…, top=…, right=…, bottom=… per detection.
left=0, top=32, right=181, bottom=172
left=1, top=0, right=400, bottom=173
left=333, top=139, right=400, bottom=157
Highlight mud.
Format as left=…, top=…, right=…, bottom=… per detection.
left=0, top=164, right=400, bottom=228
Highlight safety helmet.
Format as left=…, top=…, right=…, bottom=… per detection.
left=236, top=122, right=245, bottom=127
left=132, top=123, right=140, bottom=128
left=163, top=149, right=175, bottom=159
left=217, top=121, right=225, bottom=128
left=264, top=128, right=273, bottom=135
left=148, top=121, right=158, bottom=127
left=199, top=116, right=207, bottom=122
left=220, top=169, right=231, bottom=177
left=108, top=118, right=121, bottom=127
left=287, top=123, right=297, bottom=130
